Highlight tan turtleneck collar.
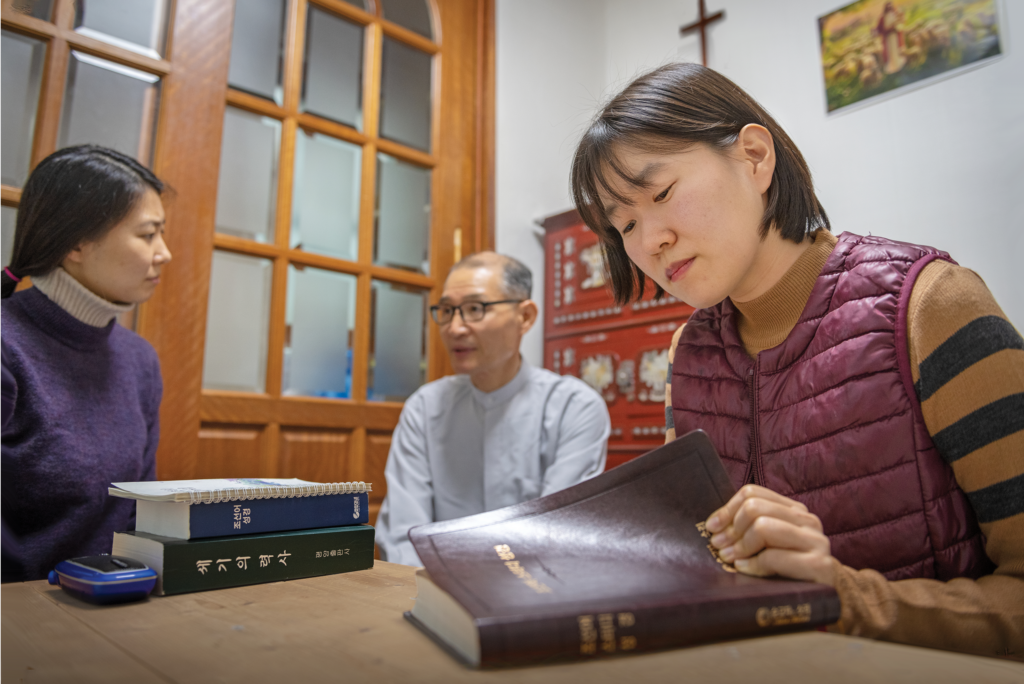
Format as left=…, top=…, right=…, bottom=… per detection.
left=32, top=267, right=135, bottom=328
left=731, top=230, right=838, bottom=356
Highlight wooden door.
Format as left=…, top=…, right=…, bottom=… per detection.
left=1, top=0, right=493, bottom=529
left=137, top=0, right=495, bottom=531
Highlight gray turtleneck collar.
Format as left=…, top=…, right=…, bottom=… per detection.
left=32, top=267, right=134, bottom=328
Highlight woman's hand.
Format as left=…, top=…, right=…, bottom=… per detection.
left=705, top=484, right=836, bottom=586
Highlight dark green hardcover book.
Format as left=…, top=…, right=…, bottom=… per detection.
left=112, top=525, right=375, bottom=595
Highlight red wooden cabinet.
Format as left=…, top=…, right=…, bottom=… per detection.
left=540, top=210, right=693, bottom=469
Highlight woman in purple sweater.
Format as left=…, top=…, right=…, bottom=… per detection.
left=1, top=145, right=171, bottom=581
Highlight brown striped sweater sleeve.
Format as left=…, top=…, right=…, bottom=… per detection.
left=829, top=260, right=1024, bottom=657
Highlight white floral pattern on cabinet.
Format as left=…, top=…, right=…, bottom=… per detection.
left=580, top=354, right=614, bottom=394
left=579, top=244, right=607, bottom=290
left=638, top=349, right=669, bottom=403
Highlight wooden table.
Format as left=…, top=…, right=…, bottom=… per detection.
left=4, top=562, right=1022, bottom=683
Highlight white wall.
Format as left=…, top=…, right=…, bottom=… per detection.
left=712, top=0, right=1023, bottom=330
left=603, top=0, right=705, bottom=92
left=494, top=0, right=607, bottom=365
left=495, top=0, right=1024, bottom=364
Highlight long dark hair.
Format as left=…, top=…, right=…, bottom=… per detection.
left=1, top=145, right=164, bottom=298
left=571, top=63, right=830, bottom=304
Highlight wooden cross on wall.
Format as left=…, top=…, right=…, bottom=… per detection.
left=680, top=0, right=725, bottom=67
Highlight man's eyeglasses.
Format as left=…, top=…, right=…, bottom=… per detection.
left=429, top=300, right=523, bottom=325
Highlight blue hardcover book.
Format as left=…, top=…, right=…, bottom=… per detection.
left=110, top=478, right=372, bottom=540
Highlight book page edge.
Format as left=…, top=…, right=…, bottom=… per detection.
left=410, top=569, right=481, bottom=667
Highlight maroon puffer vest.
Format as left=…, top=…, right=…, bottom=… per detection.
left=672, top=232, right=992, bottom=581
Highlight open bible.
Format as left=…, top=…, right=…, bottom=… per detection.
left=405, top=430, right=841, bottom=667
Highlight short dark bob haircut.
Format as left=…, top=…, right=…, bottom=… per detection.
left=570, top=63, right=830, bottom=304
left=1, top=145, right=164, bottom=298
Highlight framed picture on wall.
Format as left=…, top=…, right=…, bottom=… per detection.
left=818, top=0, right=1003, bottom=113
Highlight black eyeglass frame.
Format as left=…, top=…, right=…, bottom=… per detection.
left=429, top=299, right=524, bottom=325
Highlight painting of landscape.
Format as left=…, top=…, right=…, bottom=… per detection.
left=819, top=0, right=1002, bottom=112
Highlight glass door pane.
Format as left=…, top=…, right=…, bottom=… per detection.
left=282, top=266, right=357, bottom=398
left=202, top=251, right=273, bottom=393
left=379, top=37, right=431, bottom=151
left=369, top=281, right=427, bottom=401
left=58, top=52, right=160, bottom=163
left=9, top=0, right=53, bottom=20
left=301, top=6, right=363, bottom=129
left=1, top=31, right=46, bottom=187
left=379, top=0, right=433, bottom=39
left=227, top=0, right=286, bottom=104
left=374, top=154, right=430, bottom=274
left=74, top=0, right=170, bottom=58
left=215, top=107, right=280, bottom=243
left=2, top=206, right=17, bottom=268
left=291, top=130, right=361, bottom=261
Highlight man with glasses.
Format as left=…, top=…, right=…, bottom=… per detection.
left=376, top=252, right=610, bottom=566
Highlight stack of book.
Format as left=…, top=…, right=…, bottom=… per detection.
left=109, top=478, right=374, bottom=595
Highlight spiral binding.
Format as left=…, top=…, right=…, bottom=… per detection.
left=185, top=481, right=371, bottom=504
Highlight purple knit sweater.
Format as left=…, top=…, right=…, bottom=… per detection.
left=1, top=287, right=161, bottom=581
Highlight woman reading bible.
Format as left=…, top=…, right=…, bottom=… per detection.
left=570, top=63, right=1023, bottom=655
left=1, top=145, right=170, bottom=582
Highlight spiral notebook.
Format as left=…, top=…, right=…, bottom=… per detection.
left=109, top=479, right=374, bottom=539
left=110, top=478, right=372, bottom=504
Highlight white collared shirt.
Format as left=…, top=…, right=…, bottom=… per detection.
left=375, top=359, right=610, bottom=566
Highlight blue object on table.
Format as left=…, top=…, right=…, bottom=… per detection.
left=48, top=555, right=157, bottom=604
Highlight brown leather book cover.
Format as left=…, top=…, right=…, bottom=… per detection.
left=406, top=430, right=841, bottom=668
